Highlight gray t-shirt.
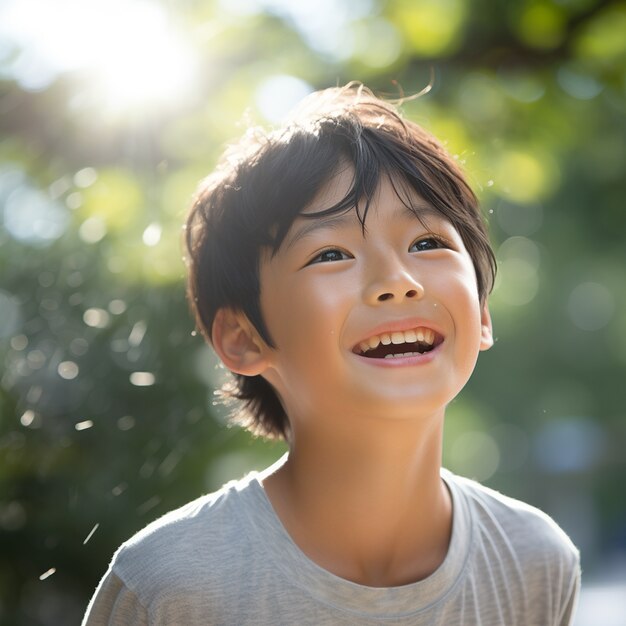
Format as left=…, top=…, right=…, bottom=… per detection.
left=82, top=468, right=580, bottom=625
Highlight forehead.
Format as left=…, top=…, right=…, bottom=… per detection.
left=304, top=162, right=448, bottom=218
left=284, top=167, right=445, bottom=244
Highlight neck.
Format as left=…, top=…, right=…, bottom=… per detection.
left=262, top=411, right=452, bottom=587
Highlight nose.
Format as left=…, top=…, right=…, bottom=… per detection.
left=363, top=262, right=425, bottom=305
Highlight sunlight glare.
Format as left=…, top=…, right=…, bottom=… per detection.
left=93, top=3, right=197, bottom=111
left=1, top=0, right=197, bottom=110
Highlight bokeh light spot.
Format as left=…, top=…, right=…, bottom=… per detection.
left=574, top=4, right=626, bottom=64
left=4, top=186, right=69, bottom=246
left=142, top=223, right=162, bottom=247
left=498, top=236, right=541, bottom=271
left=458, top=73, right=505, bottom=123
left=495, top=237, right=541, bottom=307
left=112, top=483, right=128, bottom=496
left=26, top=350, right=46, bottom=370
left=567, top=282, right=615, bottom=331
left=108, top=299, right=127, bottom=315
left=128, top=321, right=147, bottom=347
left=450, top=431, right=500, bottom=482
left=255, top=75, right=314, bottom=123
left=557, top=66, right=603, bottom=100
left=534, top=416, right=605, bottom=473
left=351, top=19, right=402, bottom=68
left=493, top=149, right=557, bottom=203
left=496, top=259, right=539, bottom=306
left=10, top=334, right=28, bottom=351
left=117, top=415, right=136, bottom=431
left=69, top=338, right=89, bottom=356
left=78, top=216, right=107, bottom=244
left=517, top=2, right=566, bottom=50
left=66, top=192, right=83, bottom=210
left=0, top=501, right=27, bottom=531
left=83, top=308, right=110, bottom=328
left=129, top=372, right=155, bottom=386
left=498, top=69, right=545, bottom=103
left=58, top=361, right=79, bottom=380
left=74, top=168, right=98, bottom=189
left=20, top=410, right=40, bottom=428
left=66, top=271, right=84, bottom=288
left=80, top=170, right=143, bottom=233
left=48, top=177, right=71, bottom=200
left=395, top=0, right=465, bottom=57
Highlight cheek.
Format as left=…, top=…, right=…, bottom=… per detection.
left=440, top=263, right=480, bottom=305
left=442, top=268, right=485, bottom=342
left=262, top=278, right=346, bottom=351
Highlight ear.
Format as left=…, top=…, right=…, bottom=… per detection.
left=211, top=308, right=270, bottom=376
left=479, top=303, right=494, bottom=351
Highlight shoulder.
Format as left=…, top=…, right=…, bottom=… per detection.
left=446, top=470, right=579, bottom=572
left=444, top=471, right=581, bottom=624
left=109, top=474, right=261, bottom=605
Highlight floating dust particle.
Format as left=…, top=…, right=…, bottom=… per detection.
left=136, top=496, right=161, bottom=516
left=112, top=483, right=127, bottom=496
left=39, top=568, right=56, bottom=581
left=83, top=523, right=100, bottom=545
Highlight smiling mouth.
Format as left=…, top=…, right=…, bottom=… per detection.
left=353, top=327, right=444, bottom=359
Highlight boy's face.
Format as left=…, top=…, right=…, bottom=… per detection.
left=256, top=166, right=493, bottom=430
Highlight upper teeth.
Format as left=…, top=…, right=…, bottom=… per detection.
left=358, top=327, right=436, bottom=354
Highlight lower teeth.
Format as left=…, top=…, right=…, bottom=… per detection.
left=383, top=352, right=420, bottom=359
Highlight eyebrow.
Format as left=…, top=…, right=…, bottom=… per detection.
left=284, top=202, right=441, bottom=251
left=283, top=212, right=357, bottom=250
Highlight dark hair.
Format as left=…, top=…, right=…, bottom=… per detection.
left=185, top=83, right=496, bottom=440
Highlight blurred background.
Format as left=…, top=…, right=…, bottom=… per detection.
left=0, top=0, right=625, bottom=623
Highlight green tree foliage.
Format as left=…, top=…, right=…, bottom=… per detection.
left=1, top=0, right=625, bottom=622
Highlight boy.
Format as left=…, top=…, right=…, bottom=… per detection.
left=83, top=83, right=580, bottom=625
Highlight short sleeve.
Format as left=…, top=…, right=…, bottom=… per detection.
left=82, top=570, right=149, bottom=626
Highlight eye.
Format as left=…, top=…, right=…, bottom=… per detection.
left=409, top=236, right=446, bottom=253
left=308, top=248, right=351, bottom=264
